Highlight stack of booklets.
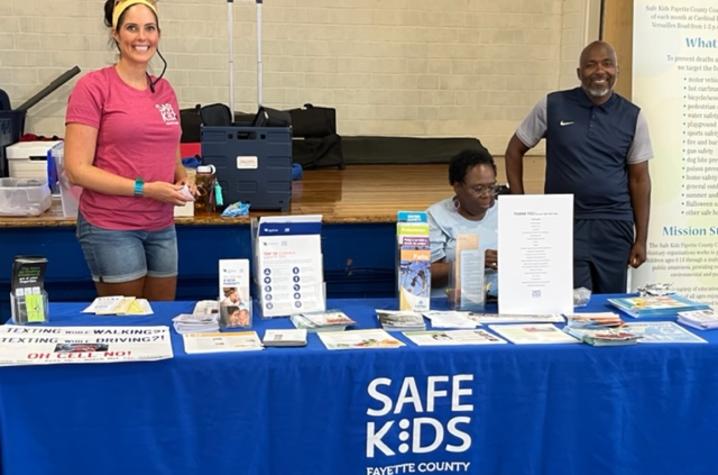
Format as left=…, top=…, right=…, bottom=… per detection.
left=172, top=300, right=220, bottom=334
left=172, top=314, right=219, bottom=334
left=608, top=294, right=710, bottom=318
left=290, top=310, right=355, bottom=332
left=376, top=309, right=426, bottom=331
left=562, top=311, right=639, bottom=346
left=564, top=312, right=624, bottom=328
left=262, top=329, right=308, bottom=347
left=83, top=296, right=153, bottom=316
left=564, top=326, right=641, bottom=346
left=676, top=308, right=718, bottom=330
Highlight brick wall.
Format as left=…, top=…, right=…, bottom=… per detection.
left=1, top=0, right=597, bottom=154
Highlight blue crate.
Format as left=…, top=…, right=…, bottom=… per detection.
left=201, top=126, right=292, bottom=211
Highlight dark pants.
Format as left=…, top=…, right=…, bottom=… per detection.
left=574, top=219, right=634, bottom=294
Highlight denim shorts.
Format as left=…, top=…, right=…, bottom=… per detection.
left=76, top=213, right=178, bottom=283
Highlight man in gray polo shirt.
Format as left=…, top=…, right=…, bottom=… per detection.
left=504, top=40, right=652, bottom=293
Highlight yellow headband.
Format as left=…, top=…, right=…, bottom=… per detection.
left=112, top=0, right=158, bottom=29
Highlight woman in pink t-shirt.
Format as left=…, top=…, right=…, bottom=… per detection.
left=65, top=0, right=193, bottom=300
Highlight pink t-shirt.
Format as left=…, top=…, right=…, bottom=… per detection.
left=65, top=66, right=181, bottom=230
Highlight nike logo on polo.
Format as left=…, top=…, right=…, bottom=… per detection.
left=560, top=120, right=575, bottom=126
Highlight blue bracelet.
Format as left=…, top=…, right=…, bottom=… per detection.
left=133, top=177, right=144, bottom=197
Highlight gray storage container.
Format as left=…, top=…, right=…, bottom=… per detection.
left=201, top=126, right=292, bottom=211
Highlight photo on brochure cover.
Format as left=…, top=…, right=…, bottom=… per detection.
left=220, top=304, right=251, bottom=329
left=221, top=286, right=246, bottom=306
left=399, top=260, right=430, bottom=296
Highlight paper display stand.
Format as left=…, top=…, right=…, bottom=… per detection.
left=396, top=211, right=431, bottom=312
left=253, top=215, right=326, bottom=318
left=10, top=255, right=49, bottom=324
left=448, top=234, right=485, bottom=311
left=218, top=259, right=252, bottom=329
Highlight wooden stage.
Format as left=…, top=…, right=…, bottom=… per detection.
left=0, top=158, right=546, bottom=227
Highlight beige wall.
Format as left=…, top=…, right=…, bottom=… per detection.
left=1, top=0, right=598, bottom=155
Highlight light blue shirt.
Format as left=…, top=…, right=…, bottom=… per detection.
left=426, top=197, right=498, bottom=297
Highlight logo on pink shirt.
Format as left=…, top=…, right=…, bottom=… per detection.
left=156, top=103, right=178, bottom=125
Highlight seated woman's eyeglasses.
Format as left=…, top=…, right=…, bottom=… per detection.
left=468, top=183, right=499, bottom=196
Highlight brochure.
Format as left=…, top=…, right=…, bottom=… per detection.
left=318, top=329, right=405, bottom=350
left=396, top=211, right=431, bottom=312
left=262, top=329, right=308, bottom=347
left=403, top=329, right=507, bottom=346
left=608, top=294, right=710, bottom=318
left=422, top=310, right=478, bottom=329
left=488, top=323, right=580, bottom=345
left=219, top=259, right=252, bottom=329
left=623, top=321, right=707, bottom=344
left=466, top=312, right=564, bottom=325
left=182, top=331, right=264, bottom=354
left=83, top=296, right=153, bottom=316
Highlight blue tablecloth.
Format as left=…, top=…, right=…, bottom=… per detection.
left=1, top=295, right=717, bottom=475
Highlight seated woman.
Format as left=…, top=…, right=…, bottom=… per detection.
left=427, top=147, right=499, bottom=298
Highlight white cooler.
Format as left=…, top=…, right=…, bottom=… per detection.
left=6, top=140, right=63, bottom=180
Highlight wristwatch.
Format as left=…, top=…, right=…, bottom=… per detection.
left=133, top=177, right=145, bottom=197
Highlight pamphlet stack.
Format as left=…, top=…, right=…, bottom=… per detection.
left=396, top=211, right=431, bottom=312
left=290, top=310, right=355, bottom=332
left=219, top=259, right=252, bottom=329
left=376, top=309, right=426, bottom=332
left=676, top=309, right=718, bottom=330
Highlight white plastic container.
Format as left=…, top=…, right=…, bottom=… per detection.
left=6, top=140, right=62, bottom=180
left=0, top=178, right=52, bottom=216
left=51, top=143, right=82, bottom=218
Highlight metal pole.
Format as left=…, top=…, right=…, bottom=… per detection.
left=227, top=0, right=235, bottom=114
left=256, top=0, right=264, bottom=107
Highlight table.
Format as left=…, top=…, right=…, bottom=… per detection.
left=1, top=295, right=717, bottom=475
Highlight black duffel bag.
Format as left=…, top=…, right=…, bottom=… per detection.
left=288, top=104, right=344, bottom=169
left=288, top=103, right=336, bottom=137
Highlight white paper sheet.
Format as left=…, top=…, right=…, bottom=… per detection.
left=498, top=194, right=573, bottom=314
